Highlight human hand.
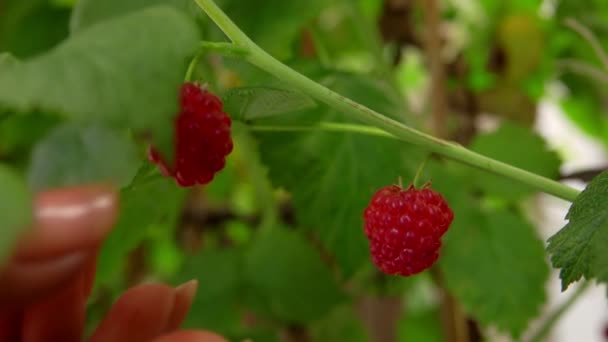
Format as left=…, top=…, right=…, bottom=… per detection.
left=0, top=184, right=227, bottom=342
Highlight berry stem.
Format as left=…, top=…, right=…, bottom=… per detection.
left=184, top=53, right=203, bottom=82
left=413, top=157, right=429, bottom=189
left=192, top=0, right=581, bottom=203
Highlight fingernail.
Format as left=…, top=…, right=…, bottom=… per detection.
left=165, top=280, right=198, bottom=332
left=17, top=184, right=118, bottom=259
left=175, top=280, right=198, bottom=300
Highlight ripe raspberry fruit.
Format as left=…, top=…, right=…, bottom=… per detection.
left=149, top=82, right=233, bottom=187
left=363, top=184, right=453, bottom=277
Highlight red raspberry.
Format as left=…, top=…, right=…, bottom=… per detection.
left=363, top=184, right=454, bottom=277
left=149, top=82, right=233, bottom=187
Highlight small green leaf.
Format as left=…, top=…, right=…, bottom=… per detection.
left=0, top=7, right=199, bottom=159
left=0, top=165, right=32, bottom=267
left=548, top=171, right=608, bottom=290
left=469, top=122, right=561, bottom=200
left=96, top=164, right=187, bottom=286
left=244, top=229, right=344, bottom=323
left=27, top=123, right=140, bottom=191
left=70, top=0, right=196, bottom=32
left=223, top=86, right=317, bottom=121
left=440, top=206, right=548, bottom=337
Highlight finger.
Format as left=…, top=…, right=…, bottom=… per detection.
left=164, top=280, right=198, bottom=332
left=0, top=310, right=22, bottom=341
left=89, top=283, right=175, bottom=342
left=16, top=184, right=118, bottom=260
left=21, top=268, right=87, bottom=342
left=0, top=185, right=116, bottom=305
left=82, top=251, right=99, bottom=298
left=153, top=331, right=229, bottom=342
left=0, top=252, right=88, bottom=306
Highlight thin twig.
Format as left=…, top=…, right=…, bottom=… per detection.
left=556, top=59, right=608, bottom=84
left=564, top=18, right=608, bottom=70
left=527, top=282, right=590, bottom=342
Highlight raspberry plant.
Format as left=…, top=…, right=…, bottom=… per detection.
left=1, top=0, right=608, bottom=341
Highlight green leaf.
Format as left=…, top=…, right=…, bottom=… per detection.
left=254, top=73, right=422, bottom=276
left=0, top=7, right=199, bottom=159
left=220, top=0, right=327, bottom=59
left=310, top=305, right=369, bottom=342
left=244, top=229, right=344, bottom=323
left=0, top=112, right=59, bottom=159
left=398, top=309, right=443, bottom=342
left=70, top=0, right=195, bottom=32
left=96, top=164, right=187, bottom=286
left=27, top=123, right=140, bottom=191
left=440, top=205, right=548, bottom=337
left=223, top=87, right=316, bottom=121
left=0, top=0, right=70, bottom=58
left=174, top=248, right=243, bottom=333
left=469, top=122, right=561, bottom=200
left=0, top=53, right=19, bottom=70
left=547, top=171, right=608, bottom=290
left=0, top=165, right=32, bottom=267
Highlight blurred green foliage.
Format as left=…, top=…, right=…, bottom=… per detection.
left=0, top=0, right=606, bottom=341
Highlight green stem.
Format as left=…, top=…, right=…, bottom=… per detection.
left=528, top=282, right=590, bottom=342
left=200, top=41, right=249, bottom=57
left=184, top=53, right=202, bottom=82
left=192, top=0, right=581, bottom=203
left=249, top=122, right=394, bottom=139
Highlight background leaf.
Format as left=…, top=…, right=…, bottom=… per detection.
left=27, top=123, right=140, bottom=191
left=0, top=6, right=199, bottom=158
left=218, top=0, right=328, bottom=59
left=244, top=229, right=345, bottom=323
left=0, top=165, right=32, bottom=267
left=174, top=248, right=244, bottom=334
left=547, top=171, right=608, bottom=290
left=440, top=204, right=549, bottom=337
left=0, top=0, right=70, bottom=58
left=70, top=0, right=196, bottom=32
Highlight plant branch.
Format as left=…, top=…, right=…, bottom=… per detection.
left=422, top=1, right=469, bottom=341
left=421, top=0, right=449, bottom=139
left=527, top=281, right=590, bottom=342
left=193, top=0, right=581, bottom=203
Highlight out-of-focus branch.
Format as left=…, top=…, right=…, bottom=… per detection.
left=564, top=18, right=608, bottom=70
left=421, top=1, right=469, bottom=340
left=556, top=59, right=608, bottom=84
left=421, top=0, right=449, bottom=139
left=560, top=167, right=607, bottom=182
